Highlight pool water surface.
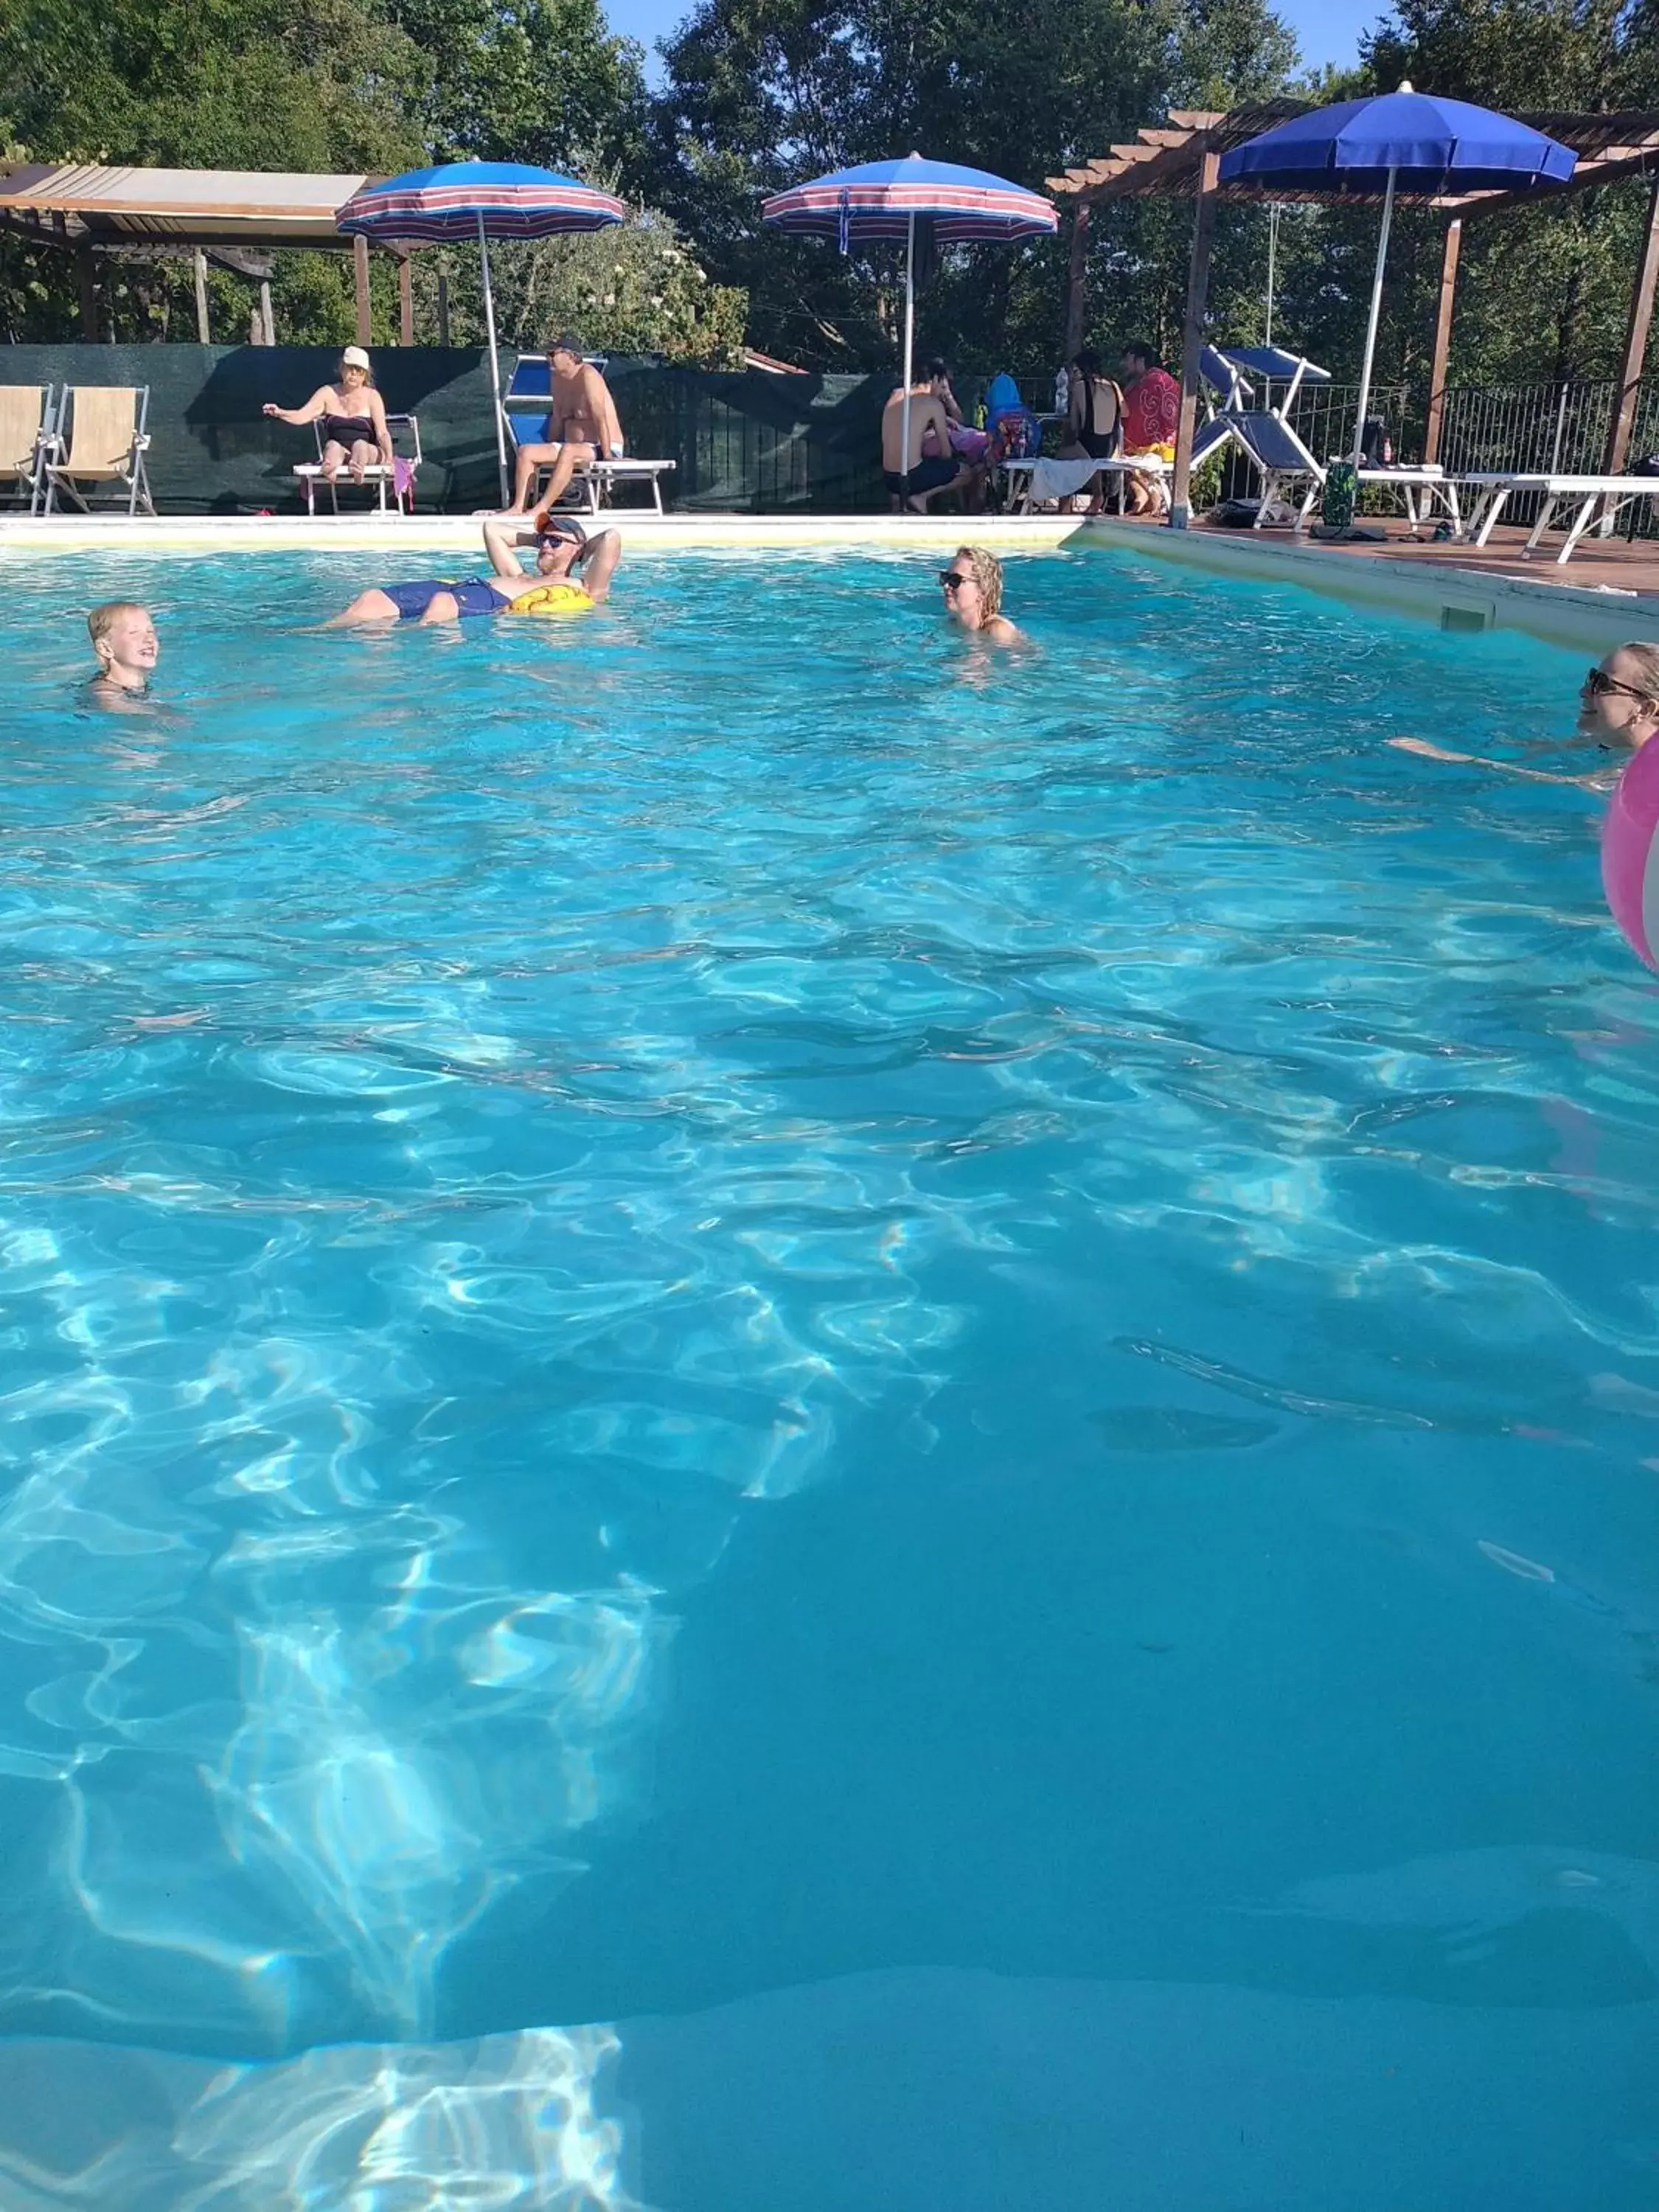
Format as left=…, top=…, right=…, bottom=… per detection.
left=0, top=545, right=1656, bottom=2207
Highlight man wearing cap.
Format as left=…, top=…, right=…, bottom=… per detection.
left=327, top=511, right=621, bottom=626
left=504, top=334, right=626, bottom=515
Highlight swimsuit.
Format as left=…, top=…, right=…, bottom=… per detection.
left=322, top=412, right=376, bottom=446
left=380, top=579, right=504, bottom=621
left=1074, top=370, right=1122, bottom=460
left=886, top=456, right=959, bottom=496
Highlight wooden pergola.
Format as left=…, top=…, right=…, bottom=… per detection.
left=0, top=164, right=414, bottom=347
left=1047, top=106, right=1659, bottom=526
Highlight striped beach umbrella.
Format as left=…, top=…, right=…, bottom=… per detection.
left=339, top=161, right=627, bottom=503
left=762, top=156, right=1057, bottom=499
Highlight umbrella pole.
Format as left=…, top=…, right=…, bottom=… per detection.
left=479, top=209, right=509, bottom=507
left=899, top=210, right=915, bottom=509
left=1351, top=165, right=1397, bottom=466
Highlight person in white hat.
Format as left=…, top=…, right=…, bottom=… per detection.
left=263, top=346, right=392, bottom=485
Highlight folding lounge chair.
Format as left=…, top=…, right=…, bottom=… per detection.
left=503, top=354, right=675, bottom=515
left=44, top=386, right=155, bottom=517
left=1192, top=347, right=1327, bottom=527
left=0, top=385, right=58, bottom=515
left=293, top=413, right=422, bottom=516
left=1460, top=473, right=1659, bottom=565
left=1206, top=411, right=1325, bottom=527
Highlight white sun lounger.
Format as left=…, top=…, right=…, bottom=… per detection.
left=1461, top=473, right=1659, bottom=563
left=294, top=413, right=422, bottom=516
left=1354, top=465, right=1461, bottom=536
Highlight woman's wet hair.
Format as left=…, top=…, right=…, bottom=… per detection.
left=1613, top=640, right=1659, bottom=704
left=954, top=545, right=1004, bottom=619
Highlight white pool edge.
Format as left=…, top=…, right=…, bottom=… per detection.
left=1068, top=513, right=1659, bottom=654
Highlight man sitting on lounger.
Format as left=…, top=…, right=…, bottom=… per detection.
left=882, top=378, right=978, bottom=514
left=504, top=335, right=625, bottom=515
left=327, top=512, right=620, bottom=625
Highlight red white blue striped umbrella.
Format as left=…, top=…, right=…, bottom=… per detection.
left=339, top=162, right=627, bottom=501
left=762, top=156, right=1057, bottom=499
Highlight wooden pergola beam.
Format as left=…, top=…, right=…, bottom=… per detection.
left=1422, top=218, right=1461, bottom=468
left=1605, top=175, right=1659, bottom=476
left=1171, top=141, right=1221, bottom=530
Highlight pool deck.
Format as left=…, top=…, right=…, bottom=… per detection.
left=3, top=506, right=1656, bottom=652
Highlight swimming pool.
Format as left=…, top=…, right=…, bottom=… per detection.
left=1, top=543, right=1657, bottom=2206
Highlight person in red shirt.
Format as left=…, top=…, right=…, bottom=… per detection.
left=1119, top=341, right=1180, bottom=515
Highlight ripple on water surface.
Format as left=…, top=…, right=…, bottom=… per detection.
left=0, top=546, right=1657, bottom=2202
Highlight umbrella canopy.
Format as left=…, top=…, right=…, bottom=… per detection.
left=338, top=162, right=627, bottom=503
left=338, top=161, right=625, bottom=241
left=1219, top=89, right=1577, bottom=198
left=762, top=155, right=1056, bottom=507
left=1220, top=88, right=1575, bottom=467
left=762, top=154, right=1057, bottom=243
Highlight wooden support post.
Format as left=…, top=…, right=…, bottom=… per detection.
left=1062, top=200, right=1092, bottom=364
left=1422, top=218, right=1461, bottom=467
left=399, top=253, right=414, bottom=346
left=1169, top=143, right=1220, bottom=532
left=193, top=247, right=211, bottom=344
left=1604, top=176, right=1659, bottom=479
left=260, top=279, right=275, bottom=347
left=437, top=270, right=451, bottom=348
left=353, top=233, right=372, bottom=345
left=77, top=244, right=98, bottom=341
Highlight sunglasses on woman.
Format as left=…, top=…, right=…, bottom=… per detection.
left=939, top=570, right=971, bottom=592
left=1585, top=667, right=1651, bottom=702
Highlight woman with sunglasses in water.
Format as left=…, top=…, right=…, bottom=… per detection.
left=1390, top=641, right=1659, bottom=788
left=327, top=510, right=620, bottom=627
left=939, top=546, right=1022, bottom=647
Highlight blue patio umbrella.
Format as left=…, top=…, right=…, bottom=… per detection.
left=762, top=155, right=1057, bottom=498
left=339, top=162, right=626, bottom=504
left=1220, top=86, right=1575, bottom=463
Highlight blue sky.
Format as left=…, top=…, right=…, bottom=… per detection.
left=606, top=0, right=1380, bottom=83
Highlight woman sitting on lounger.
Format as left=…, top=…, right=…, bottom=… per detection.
left=1056, top=348, right=1123, bottom=514
left=263, top=347, right=391, bottom=484
left=328, top=512, right=621, bottom=626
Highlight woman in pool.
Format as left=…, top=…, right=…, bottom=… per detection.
left=262, top=346, right=392, bottom=485
left=1390, top=641, right=1659, bottom=787
left=327, top=512, right=621, bottom=627
left=939, top=546, right=1021, bottom=647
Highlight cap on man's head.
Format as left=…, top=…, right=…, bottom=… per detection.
left=549, top=333, right=584, bottom=358
left=341, top=344, right=371, bottom=370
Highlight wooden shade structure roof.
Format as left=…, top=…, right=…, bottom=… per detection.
left=0, top=162, right=413, bottom=346
left=1043, top=103, right=1659, bottom=523
left=1047, top=106, right=1659, bottom=214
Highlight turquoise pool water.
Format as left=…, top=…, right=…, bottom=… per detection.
left=1, top=544, right=1657, bottom=2206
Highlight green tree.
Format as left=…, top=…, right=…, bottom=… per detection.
left=647, top=0, right=1302, bottom=371
left=408, top=208, right=747, bottom=361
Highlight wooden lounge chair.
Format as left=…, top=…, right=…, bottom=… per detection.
left=44, top=386, right=154, bottom=516
left=293, top=412, right=422, bottom=516
left=0, top=385, right=58, bottom=514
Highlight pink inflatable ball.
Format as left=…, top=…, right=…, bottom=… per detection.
left=1601, top=734, right=1659, bottom=968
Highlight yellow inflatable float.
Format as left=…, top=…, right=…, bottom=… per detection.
left=507, top=582, right=595, bottom=619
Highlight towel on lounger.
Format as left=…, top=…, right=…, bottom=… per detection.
left=1023, top=457, right=1110, bottom=506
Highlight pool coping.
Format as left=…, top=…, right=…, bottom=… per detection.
left=1068, top=513, right=1659, bottom=653
left=0, top=512, right=1083, bottom=557
left=1, top=508, right=1652, bottom=651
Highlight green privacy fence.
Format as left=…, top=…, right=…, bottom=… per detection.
left=0, top=347, right=897, bottom=515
